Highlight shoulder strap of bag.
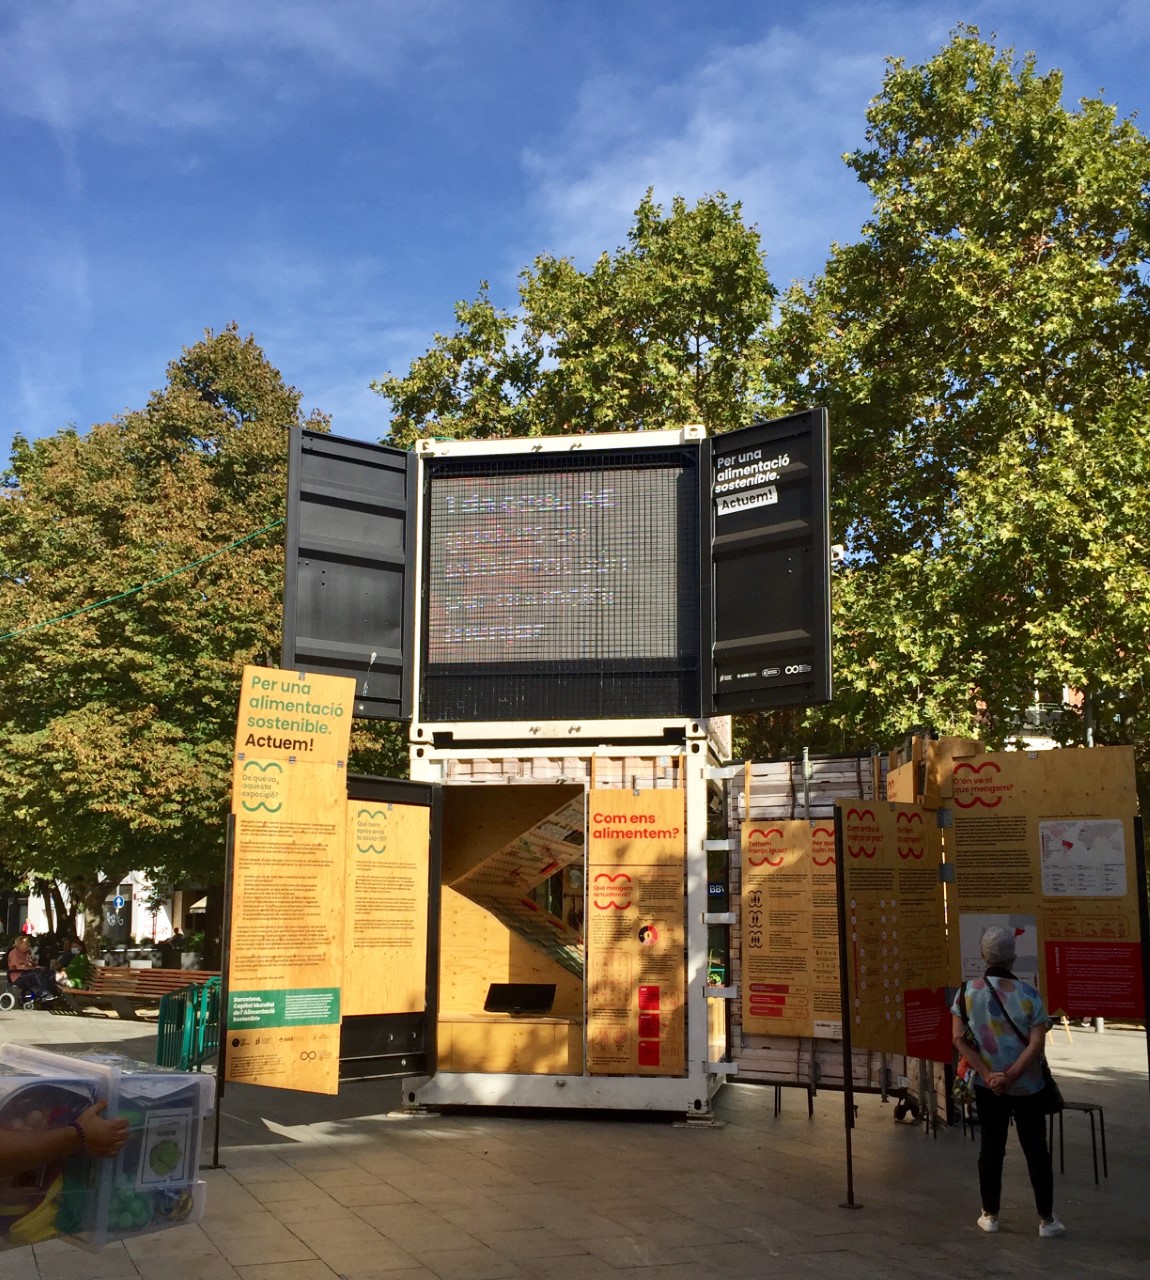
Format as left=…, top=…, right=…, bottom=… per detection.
left=984, top=977, right=1030, bottom=1047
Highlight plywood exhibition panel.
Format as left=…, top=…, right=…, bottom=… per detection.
left=342, top=799, right=431, bottom=1018
left=740, top=819, right=841, bottom=1038
left=947, top=746, right=1143, bottom=1019
left=838, top=800, right=951, bottom=1062
left=587, top=788, right=686, bottom=1076
left=226, top=665, right=355, bottom=1095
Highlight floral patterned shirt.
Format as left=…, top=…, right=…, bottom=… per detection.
left=951, top=975, right=1049, bottom=1095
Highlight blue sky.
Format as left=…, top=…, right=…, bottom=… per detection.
left=3, top=0, right=1148, bottom=462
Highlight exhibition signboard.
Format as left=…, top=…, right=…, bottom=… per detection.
left=947, top=746, right=1143, bottom=1019
left=342, top=799, right=432, bottom=1018
left=586, top=789, right=686, bottom=1076
left=225, top=665, right=355, bottom=1094
left=740, top=819, right=841, bottom=1038
left=837, top=801, right=951, bottom=1061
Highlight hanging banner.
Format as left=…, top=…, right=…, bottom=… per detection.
left=838, top=801, right=950, bottom=1061
left=587, top=789, right=685, bottom=1076
left=740, top=820, right=841, bottom=1038
left=343, top=800, right=431, bottom=1018
left=226, top=665, right=355, bottom=1095
left=946, top=746, right=1143, bottom=1019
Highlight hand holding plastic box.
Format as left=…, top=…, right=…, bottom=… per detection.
left=0, top=1045, right=214, bottom=1252
left=0, top=1068, right=100, bottom=1249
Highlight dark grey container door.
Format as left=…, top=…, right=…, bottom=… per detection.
left=705, top=408, right=832, bottom=715
left=282, top=428, right=415, bottom=720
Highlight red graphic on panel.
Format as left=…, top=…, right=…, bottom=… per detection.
left=637, top=1040, right=662, bottom=1067
left=903, top=987, right=954, bottom=1062
left=952, top=760, right=1005, bottom=808
left=811, top=826, right=836, bottom=866
left=592, top=872, right=632, bottom=910
left=1044, top=941, right=1145, bottom=1020
left=747, top=827, right=785, bottom=867
left=638, top=1012, right=660, bottom=1038
left=638, top=985, right=661, bottom=1011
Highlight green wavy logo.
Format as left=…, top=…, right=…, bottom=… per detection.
left=243, top=760, right=283, bottom=773
left=241, top=800, right=283, bottom=813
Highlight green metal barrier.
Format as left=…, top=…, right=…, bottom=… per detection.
left=155, top=978, right=221, bottom=1071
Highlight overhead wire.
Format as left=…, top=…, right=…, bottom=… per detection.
left=0, top=517, right=285, bottom=643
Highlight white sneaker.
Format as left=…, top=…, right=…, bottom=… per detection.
left=977, top=1213, right=1000, bottom=1233
left=1039, top=1217, right=1065, bottom=1238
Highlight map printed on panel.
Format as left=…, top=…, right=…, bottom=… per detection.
left=1039, top=820, right=1126, bottom=897
left=838, top=801, right=950, bottom=1062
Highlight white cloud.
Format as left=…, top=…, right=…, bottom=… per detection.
left=0, top=0, right=481, bottom=140
left=520, top=7, right=958, bottom=290
left=519, top=1, right=1150, bottom=291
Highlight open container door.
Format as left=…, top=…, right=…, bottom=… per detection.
left=705, top=408, right=832, bottom=715
left=340, top=775, right=441, bottom=1080
left=283, top=428, right=415, bottom=720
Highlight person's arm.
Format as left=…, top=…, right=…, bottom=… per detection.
left=1000, top=1022, right=1047, bottom=1090
left=0, top=1100, right=130, bottom=1177
left=951, top=1013, right=995, bottom=1080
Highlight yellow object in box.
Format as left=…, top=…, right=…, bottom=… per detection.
left=0, top=1046, right=214, bottom=1252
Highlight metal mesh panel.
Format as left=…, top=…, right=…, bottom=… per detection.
left=422, top=450, right=699, bottom=720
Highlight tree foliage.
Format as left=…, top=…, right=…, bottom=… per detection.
left=0, top=325, right=404, bottom=930
left=374, top=191, right=776, bottom=444
left=755, top=27, right=1150, bottom=795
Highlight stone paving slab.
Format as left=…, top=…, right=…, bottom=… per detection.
left=0, top=1011, right=1146, bottom=1280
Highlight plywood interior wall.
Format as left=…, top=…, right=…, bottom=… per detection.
left=441, top=784, right=583, bottom=884
left=438, top=886, right=584, bottom=1018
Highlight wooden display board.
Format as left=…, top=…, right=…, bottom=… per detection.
left=947, top=746, right=1143, bottom=1019
left=587, top=788, right=686, bottom=1076
left=838, top=801, right=951, bottom=1061
left=740, top=820, right=841, bottom=1038
left=226, top=665, right=355, bottom=1094
left=342, top=800, right=431, bottom=1017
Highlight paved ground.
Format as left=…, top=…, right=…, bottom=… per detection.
left=1, top=1008, right=1147, bottom=1279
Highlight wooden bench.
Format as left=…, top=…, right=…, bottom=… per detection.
left=60, top=966, right=220, bottom=1021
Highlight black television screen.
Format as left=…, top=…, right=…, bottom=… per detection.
left=421, top=448, right=700, bottom=721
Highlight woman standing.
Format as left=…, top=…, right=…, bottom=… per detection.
left=951, top=926, right=1065, bottom=1237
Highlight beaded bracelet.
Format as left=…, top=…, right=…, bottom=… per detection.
left=69, top=1120, right=87, bottom=1153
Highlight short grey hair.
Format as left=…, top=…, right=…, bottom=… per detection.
left=980, top=926, right=1016, bottom=967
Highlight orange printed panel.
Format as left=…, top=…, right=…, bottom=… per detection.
left=587, top=788, right=685, bottom=1076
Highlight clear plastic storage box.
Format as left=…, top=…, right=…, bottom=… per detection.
left=0, top=1045, right=214, bottom=1251
left=0, top=1066, right=101, bottom=1250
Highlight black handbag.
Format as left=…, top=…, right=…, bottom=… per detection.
left=1040, top=1059, right=1065, bottom=1114
left=985, top=976, right=1064, bottom=1114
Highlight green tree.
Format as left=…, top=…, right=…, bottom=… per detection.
left=0, top=325, right=405, bottom=935
left=756, top=27, right=1150, bottom=799
left=374, top=191, right=776, bottom=443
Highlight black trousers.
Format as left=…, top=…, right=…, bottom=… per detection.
left=12, top=968, right=57, bottom=1000
left=974, top=1083, right=1054, bottom=1218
